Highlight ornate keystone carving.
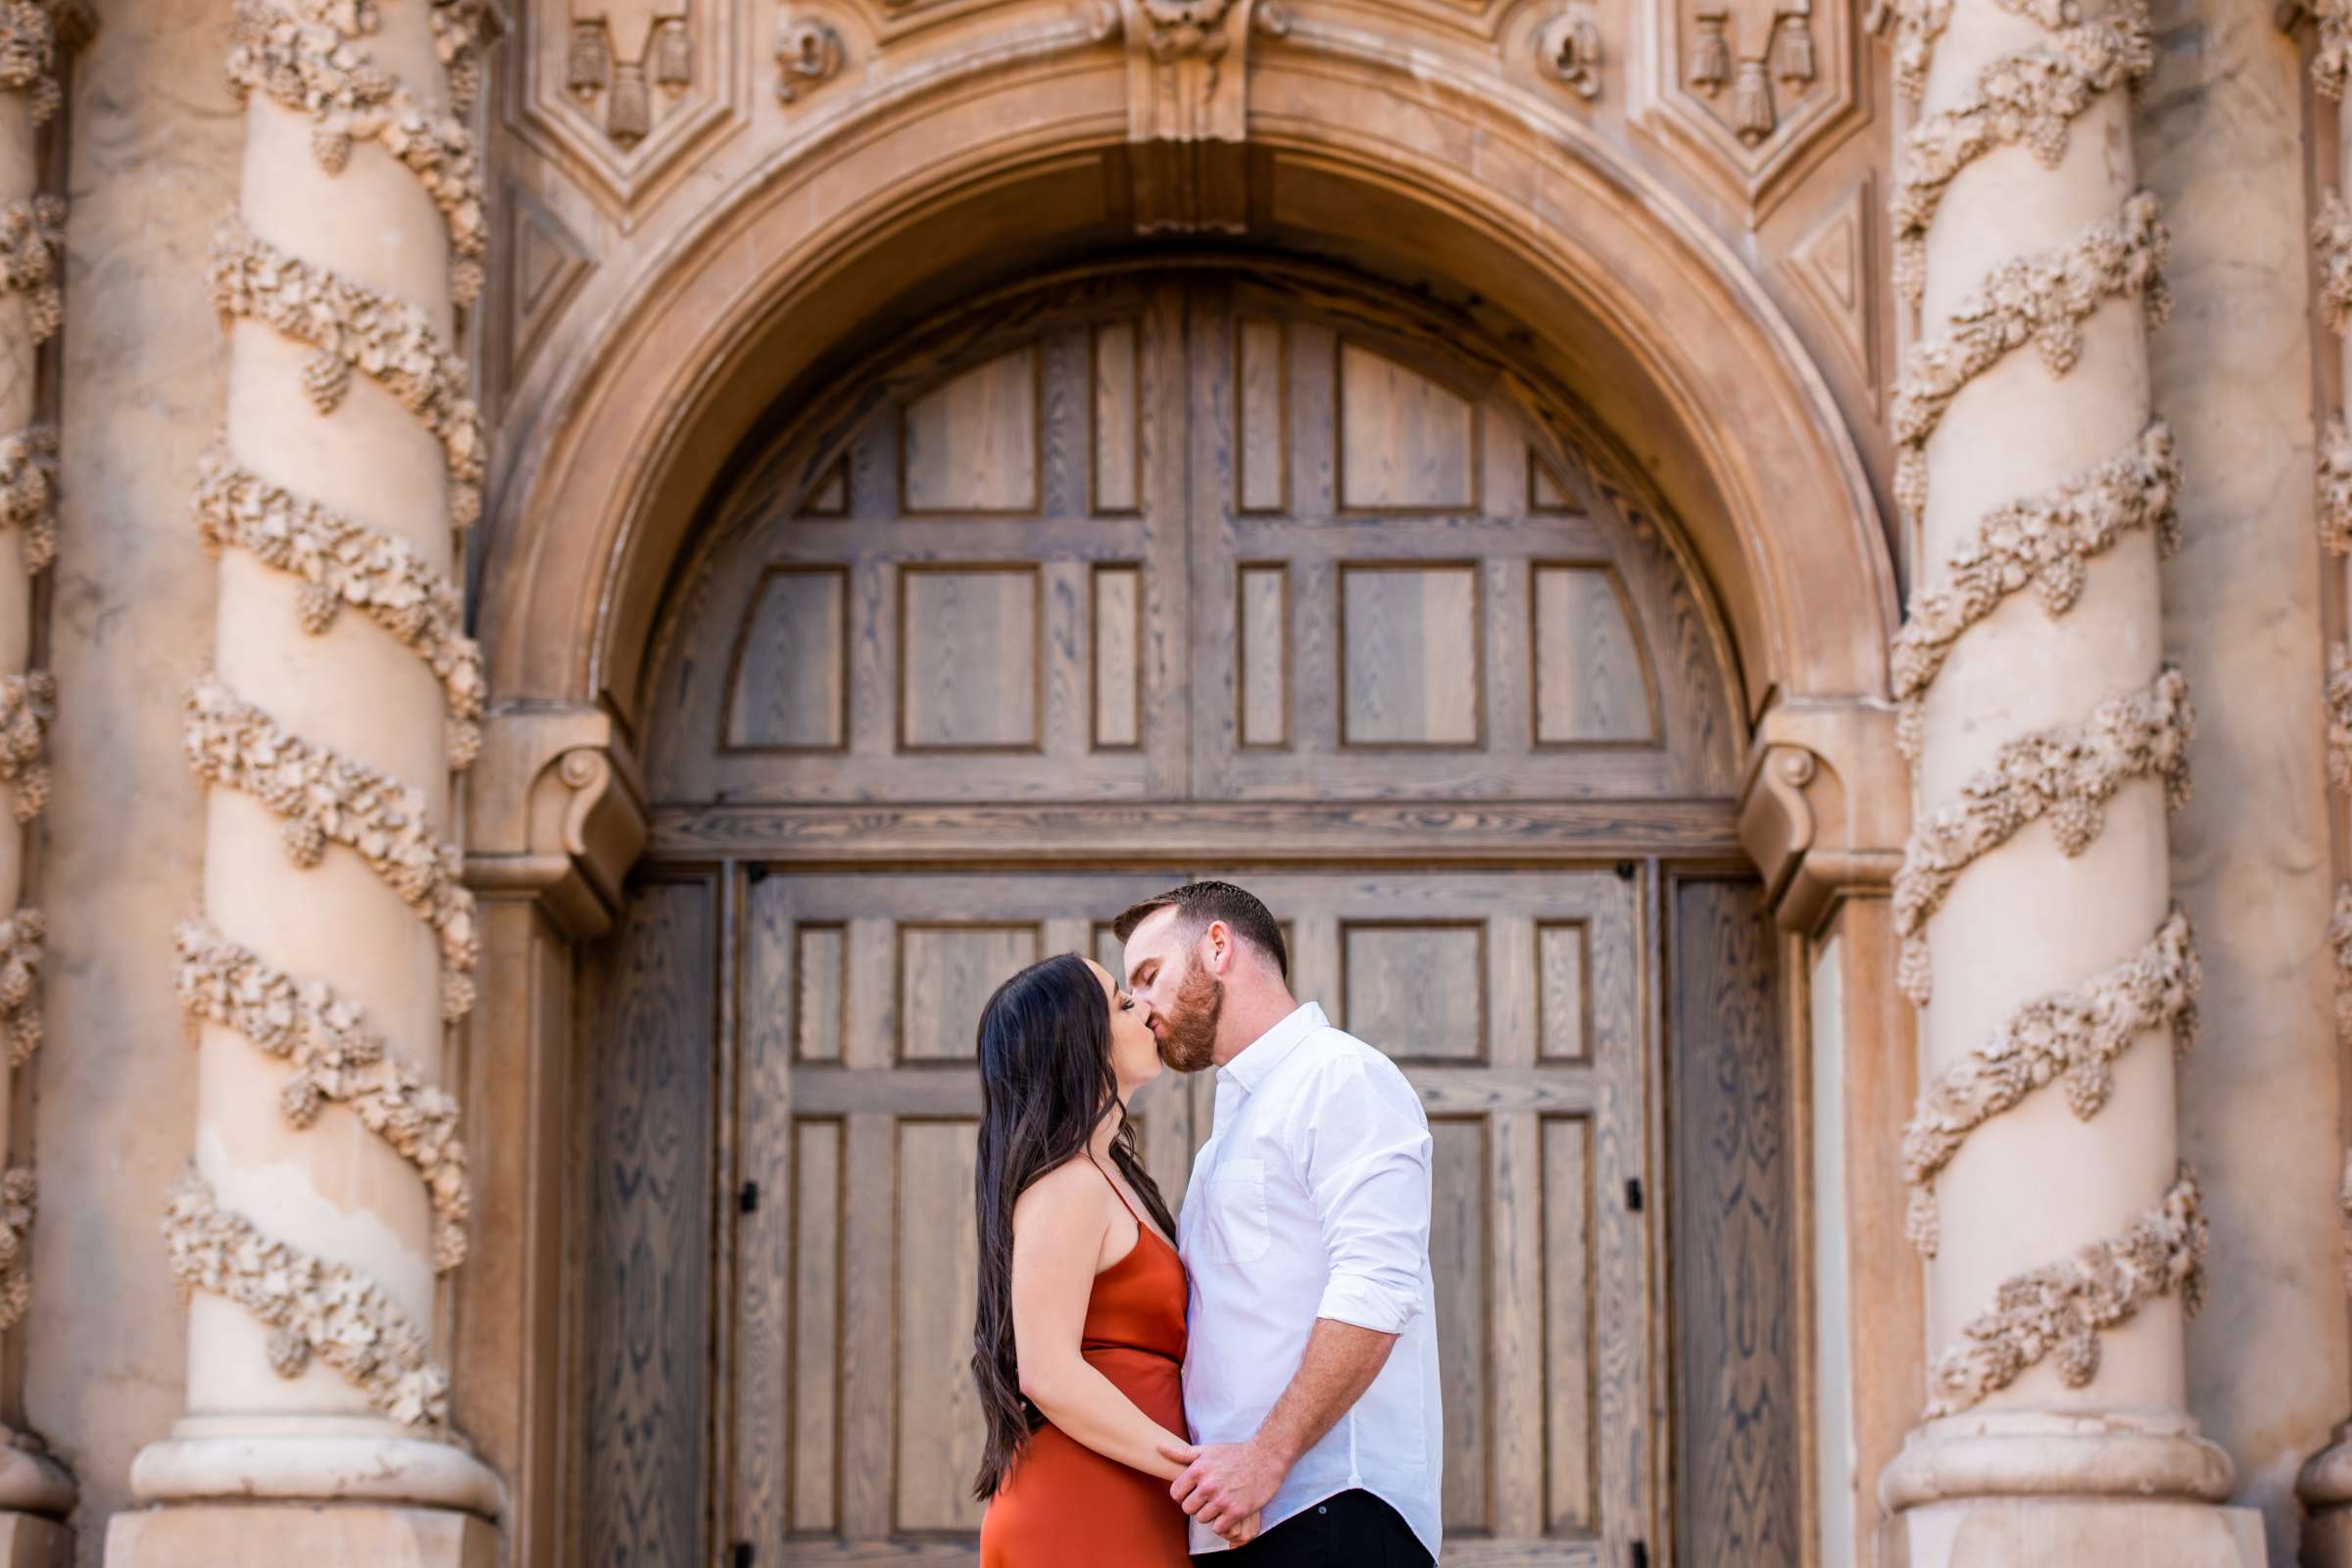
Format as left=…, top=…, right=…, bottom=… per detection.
left=1098, top=0, right=1285, bottom=232
left=1924, top=1165, right=2207, bottom=1417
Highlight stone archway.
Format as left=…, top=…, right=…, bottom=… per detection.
left=458, top=44, right=1904, bottom=1568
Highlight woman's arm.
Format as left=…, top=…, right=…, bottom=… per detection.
left=1009, top=1163, right=1189, bottom=1481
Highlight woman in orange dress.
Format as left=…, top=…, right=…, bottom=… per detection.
left=970, top=954, right=1256, bottom=1565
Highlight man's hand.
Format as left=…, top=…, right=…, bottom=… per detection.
left=1160, top=1439, right=1287, bottom=1541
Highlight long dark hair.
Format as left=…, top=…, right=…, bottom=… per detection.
left=970, top=953, right=1177, bottom=1501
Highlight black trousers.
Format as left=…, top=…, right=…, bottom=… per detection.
left=1193, top=1489, right=1431, bottom=1568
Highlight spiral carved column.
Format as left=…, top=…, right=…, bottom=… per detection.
left=108, top=2, right=501, bottom=1561
left=0, top=1, right=78, bottom=1555
left=1873, top=0, right=2259, bottom=1559
left=2294, top=12, right=2352, bottom=1555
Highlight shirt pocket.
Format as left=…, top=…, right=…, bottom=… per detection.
left=1203, top=1155, right=1272, bottom=1263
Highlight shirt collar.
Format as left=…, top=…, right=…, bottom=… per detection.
left=1218, top=1002, right=1327, bottom=1097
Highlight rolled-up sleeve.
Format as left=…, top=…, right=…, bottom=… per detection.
left=1299, top=1054, right=1432, bottom=1334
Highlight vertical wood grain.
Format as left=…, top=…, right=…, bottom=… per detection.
left=1544, top=1114, right=1596, bottom=1534
left=735, top=876, right=798, bottom=1545
left=724, top=566, right=849, bottom=751
left=894, top=1120, right=986, bottom=1532
left=1238, top=316, right=1287, bottom=513
left=1093, top=319, right=1141, bottom=514
left=790, top=1117, right=843, bottom=1533
left=903, top=346, right=1039, bottom=514
left=1671, top=878, right=1798, bottom=1568
left=1430, top=1116, right=1491, bottom=1533
left=1337, top=341, right=1476, bottom=512
left=797, top=923, right=846, bottom=1061
left=1092, top=564, right=1143, bottom=750
left=1238, top=563, right=1288, bottom=749
left=582, top=881, right=714, bottom=1568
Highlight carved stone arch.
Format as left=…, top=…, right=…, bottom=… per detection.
left=478, top=40, right=1896, bottom=734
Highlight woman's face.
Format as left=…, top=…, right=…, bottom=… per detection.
left=1085, top=957, right=1162, bottom=1101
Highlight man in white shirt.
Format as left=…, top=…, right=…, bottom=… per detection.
left=1115, top=882, right=1442, bottom=1566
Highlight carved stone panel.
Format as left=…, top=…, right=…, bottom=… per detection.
left=513, top=0, right=745, bottom=220
left=1636, top=0, right=1860, bottom=215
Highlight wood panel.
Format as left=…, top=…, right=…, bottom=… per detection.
left=1431, top=1115, right=1492, bottom=1532
left=895, top=1120, right=986, bottom=1532
left=903, top=346, right=1039, bottom=514
left=1671, top=878, right=1798, bottom=1568
left=898, top=565, right=1042, bottom=752
left=1533, top=564, right=1658, bottom=746
left=1092, top=564, right=1143, bottom=749
left=1238, top=563, right=1288, bottom=748
left=1338, top=341, right=1478, bottom=512
left=1092, top=320, right=1142, bottom=514
left=1340, top=563, right=1484, bottom=747
left=1343, top=920, right=1487, bottom=1061
left=898, top=923, right=1041, bottom=1061
left=726, top=566, right=850, bottom=750
left=582, top=879, right=715, bottom=1568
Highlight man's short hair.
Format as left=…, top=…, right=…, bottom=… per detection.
left=1111, top=881, right=1289, bottom=980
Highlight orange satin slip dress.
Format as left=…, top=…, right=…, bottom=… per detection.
left=979, top=1162, right=1191, bottom=1568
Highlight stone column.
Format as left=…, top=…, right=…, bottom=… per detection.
left=108, top=2, right=502, bottom=1561
left=0, top=4, right=78, bottom=1561
left=1874, top=0, right=2260, bottom=1558
left=2296, top=11, right=2352, bottom=1557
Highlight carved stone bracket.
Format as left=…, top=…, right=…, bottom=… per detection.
left=1094, top=0, right=1286, bottom=232
left=465, top=707, right=649, bottom=941
left=1737, top=701, right=1908, bottom=935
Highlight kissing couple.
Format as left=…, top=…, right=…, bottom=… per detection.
left=970, top=881, right=1443, bottom=1565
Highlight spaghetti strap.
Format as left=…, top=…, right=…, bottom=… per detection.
left=1087, top=1157, right=1145, bottom=1225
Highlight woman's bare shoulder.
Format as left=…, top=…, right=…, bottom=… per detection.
left=1011, top=1157, right=1112, bottom=1228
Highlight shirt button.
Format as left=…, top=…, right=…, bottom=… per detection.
left=1317, top=1506, right=1327, bottom=1515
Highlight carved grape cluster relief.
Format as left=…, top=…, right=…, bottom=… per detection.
left=1893, top=666, right=2192, bottom=1005
left=429, top=0, right=500, bottom=116
left=1889, top=1, right=2152, bottom=308
left=1901, top=907, right=2198, bottom=1257
left=0, top=196, right=64, bottom=346
left=1891, top=421, right=2179, bottom=760
left=0, top=670, right=53, bottom=827
left=174, top=919, right=471, bottom=1270
left=182, top=676, right=477, bottom=1021
left=1882, top=0, right=2078, bottom=105
left=1924, top=1164, right=2206, bottom=1418
left=226, top=0, right=489, bottom=306
left=206, top=222, right=485, bottom=530
left=192, top=450, right=485, bottom=767
left=1892, top=192, right=2169, bottom=525
left=162, top=1170, right=449, bottom=1426
left=0, top=1165, right=29, bottom=1332
left=2308, top=0, right=2352, bottom=99
left=0, top=2, right=63, bottom=122
left=0, top=424, right=58, bottom=575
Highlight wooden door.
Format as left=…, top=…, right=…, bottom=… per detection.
left=586, top=264, right=1789, bottom=1568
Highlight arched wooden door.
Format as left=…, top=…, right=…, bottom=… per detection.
left=577, top=265, right=1798, bottom=1567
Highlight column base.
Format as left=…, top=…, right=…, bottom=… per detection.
left=1881, top=1409, right=2236, bottom=1510
left=127, top=1416, right=503, bottom=1516
left=104, top=1504, right=495, bottom=1568
left=0, top=1514, right=70, bottom=1568
left=1876, top=1498, right=2265, bottom=1568
left=2296, top=1419, right=2352, bottom=1564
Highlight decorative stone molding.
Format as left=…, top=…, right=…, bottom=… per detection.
left=428, top=0, right=501, bottom=117
left=0, top=669, right=51, bottom=825
left=1923, top=1164, right=2207, bottom=1418
left=1901, top=906, right=2198, bottom=1256
left=224, top=0, right=490, bottom=307
left=1889, top=1, right=2153, bottom=307
left=1893, top=666, right=2192, bottom=1005
left=161, top=1170, right=449, bottom=1426
left=773, top=13, right=843, bottom=102
left=0, top=1165, right=29, bottom=1332
left=1537, top=3, right=1602, bottom=98
left=565, top=4, right=691, bottom=147
left=191, top=449, right=485, bottom=766
left=1892, top=191, right=2169, bottom=525
left=2300, top=0, right=2352, bottom=99
left=0, top=423, right=57, bottom=574
left=173, top=919, right=471, bottom=1270
left=0, top=195, right=63, bottom=345
left=204, top=221, right=485, bottom=529
left=1891, top=421, right=2180, bottom=758
left=181, top=675, right=477, bottom=1020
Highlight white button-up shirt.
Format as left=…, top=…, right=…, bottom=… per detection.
left=1176, top=1002, right=1443, bottom=1559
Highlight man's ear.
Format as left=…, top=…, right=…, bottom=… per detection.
left=1201, top=919, right=1233, bottom=975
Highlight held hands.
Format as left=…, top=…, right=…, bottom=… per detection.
left=1159, top=1438, right=1284, bottom=1546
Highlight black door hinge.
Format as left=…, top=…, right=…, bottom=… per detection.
left=733, top=1544, right=755, bottom=1568
left=1624, top=1177, right=1644, bottom=1211
left=1632, top=1541, right=1649, bottom=1568
left=738, top=1181, right=760, bottom=1214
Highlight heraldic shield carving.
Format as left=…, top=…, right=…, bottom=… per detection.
left=1638, top=0, right=1859, bottom=213
left=515, top=0, right=746, bottom=219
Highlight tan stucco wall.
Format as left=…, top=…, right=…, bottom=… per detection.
left=31, top=1, right=235, bottom=1558
left=2143, top=4, right=2345, bottom=1561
